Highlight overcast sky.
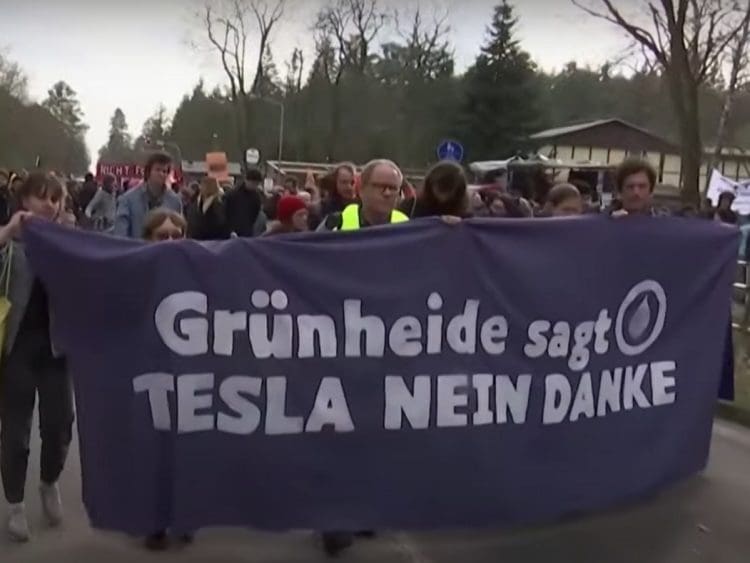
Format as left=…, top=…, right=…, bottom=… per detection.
left=0, top=0, right=627, bottom=161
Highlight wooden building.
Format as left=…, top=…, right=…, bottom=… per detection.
left=529, top=118, right=750, bottom=188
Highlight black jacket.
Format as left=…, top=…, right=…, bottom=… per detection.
left=225, top=187, right=263, bottom=237
left=187, top=197, right=231, bottom=240
left=77, top=180, right=98, bottom=212
left=319, top=196, right=353, bottom=219
left=398, top=197, right=471, bottom=219
left=0, top=186, right=11, bottom=226
left=263, top=193, right=281, bottom=221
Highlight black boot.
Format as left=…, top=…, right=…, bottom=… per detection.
left=144, top=530, right=169, bottom=551
left=322, top=531, right=353, bottom=557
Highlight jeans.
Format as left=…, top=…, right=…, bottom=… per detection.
left=0, top=333, right=74, bottom=504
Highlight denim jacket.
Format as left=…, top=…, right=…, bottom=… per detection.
left=114, top=184, right=182, bottom=239
left=0, top=241, right=61, bottom=357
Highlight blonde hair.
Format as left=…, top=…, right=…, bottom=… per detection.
left=142, top=210, right=187, bottom=240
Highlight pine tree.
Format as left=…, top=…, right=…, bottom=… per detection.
left=284, top=48, right=305, bottom=94
left=0, top=51, right=28, bottom=100
left=99, top=108, right=133, bottom=161
left=140, top=105, right=171, bottom=142
left=169, top=81, right=237, bottom=161
left=42, top=81, right=88, bottom=137
left=459, top=1, right=540, bottom=161
left=256, top=46, right=282, bottom=98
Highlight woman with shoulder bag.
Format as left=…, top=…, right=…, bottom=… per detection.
left=0, top=172, right=74, bottom=543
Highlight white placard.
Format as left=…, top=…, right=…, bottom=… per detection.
left=706, top=169, right=750, bottom=215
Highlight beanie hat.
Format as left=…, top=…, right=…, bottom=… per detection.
left=276, top=195, right=307, bottom=223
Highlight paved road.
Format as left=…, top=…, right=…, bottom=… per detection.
left=0, top=420, right=748, bottom=563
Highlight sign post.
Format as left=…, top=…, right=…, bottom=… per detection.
left=245, top=148, right=260, bottom=166
left=437, top=139, right=465, bottom=162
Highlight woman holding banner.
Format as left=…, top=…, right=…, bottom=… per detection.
left=143, top=209, right=187, bottom=242
left=0, top=172, right=74, bottom=543
left=140, top=209, right=194, bottom=550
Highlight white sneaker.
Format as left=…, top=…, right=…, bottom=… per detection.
left=7, top=503, right=30, bottom=542
left=40, top=482, right=63, bottom=527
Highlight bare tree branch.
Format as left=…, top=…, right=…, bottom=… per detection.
left=572, top=0, right=667, bottom=64
left=711, top=0, right=750, bottom=166
left=204, top=4, right=239, bottom=100
left=317, top=0, right=387, bottom=74
left=316, top=1, right=352, bottom=83
left=391, top=3, right=451, bottom=79
left=698, top=5, right=750, bottom=81
left=201, top=0, right=286, bottom=97
left=649, top=3, right=671, bottom=55
left=574, top=0, right=750, bottom=203
left=250, top=0, right=286, bottom=94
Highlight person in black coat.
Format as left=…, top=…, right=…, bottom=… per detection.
left=225, top=168, right=264, bottom=237
left=187, top=177, right=231, bottom=240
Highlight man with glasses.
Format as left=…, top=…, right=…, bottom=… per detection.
left=317, top=159, right=409, bottom=232
left=316, top=158, right=408, bottom=556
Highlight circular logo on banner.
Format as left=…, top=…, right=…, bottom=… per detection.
left=615, top=280, right=667, bottom=356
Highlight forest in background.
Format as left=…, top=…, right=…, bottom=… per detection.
left=2, top=0, right=750, bottom=178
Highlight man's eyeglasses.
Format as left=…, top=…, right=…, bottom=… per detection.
left=367, top=182, right=400, bottom=194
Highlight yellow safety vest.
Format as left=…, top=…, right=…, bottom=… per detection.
left=338, top=204, right=409, bottom=231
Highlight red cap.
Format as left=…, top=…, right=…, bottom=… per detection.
left=276, top=195, right=307, bottom=223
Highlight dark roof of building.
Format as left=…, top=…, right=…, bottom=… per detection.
left=530, top=119, right=617, bottom=140
left=530, top=118, right=678, bottom=152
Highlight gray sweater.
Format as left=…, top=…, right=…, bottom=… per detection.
left=86, top=188, right=117, bottom=229
left=0, top=241, right=61, bottom=356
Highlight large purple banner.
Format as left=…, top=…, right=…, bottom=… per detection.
left=23, top=217, right=737, bottom=535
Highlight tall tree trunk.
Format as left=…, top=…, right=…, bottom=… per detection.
left=680, top=88, right=702, bottom=206
left=664, top=40, right=702, bottom=206
left=329, top=88, right=342, bottom=161
left=234, top=94, right=249, bottom=173
left=711, top=95, right=734, bottom=175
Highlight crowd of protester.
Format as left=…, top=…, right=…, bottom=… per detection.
left=1, top=152, right=741, bottom=242
left=0, top=152, right=742, bottom=557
